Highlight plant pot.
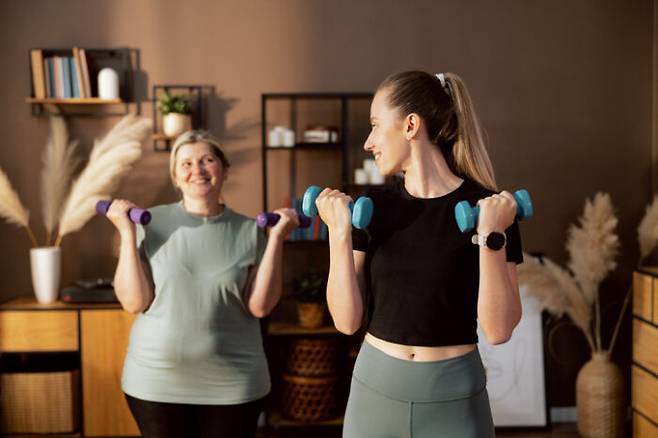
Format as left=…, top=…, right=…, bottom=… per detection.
left=162, top=113, right=191, bottom=138
left=576, top=352, right=625, bottom=438
left=30, top=246, right=61, bottom=304
left=297, top=302, right=325, bottom=329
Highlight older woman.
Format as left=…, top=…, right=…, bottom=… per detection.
left=107, top=130, right=296, bottom=438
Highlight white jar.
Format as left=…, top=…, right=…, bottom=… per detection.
left=282, top=129, right=296, bottom=147
left=97, top=68, right=119, bottom=99
left=354, top=169, right=369, bottom=185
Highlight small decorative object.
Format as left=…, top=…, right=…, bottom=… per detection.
left=303, top=125, right=338, bottom=143
left=282, top=128, right=295, bottom=147
left=157, top=92, right=192, bottom=138
left=291, top=270, right=327, bottom=328
left=269, top=126, right=295, bottom=147
left=518, top=192, right=640, bottom=438
left=363, top=159, right=385, bottom=184
left=0, top=115, right=150, bottom=303
left=354, top=168, right=368, bottom=185
left=97, top=68, right=119, bottom=100
left=30, top=246, right=61, bottom=304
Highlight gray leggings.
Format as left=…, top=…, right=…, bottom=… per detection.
left=343, top=340, right=495, bottom=438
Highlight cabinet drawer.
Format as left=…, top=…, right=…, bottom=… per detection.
left=633, top=319, right=658, bottom=375
left=0, top=311, right=78, bottom=352
left=632, top=365, right=658, bottom=423
left=633, top=273, right=653, bottom=321
left=634, top=412, right=658, bottom=438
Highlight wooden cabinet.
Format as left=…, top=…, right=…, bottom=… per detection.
left=632, top=269, right=658, bottom=437
left=0, top=298, right=138, bottom=437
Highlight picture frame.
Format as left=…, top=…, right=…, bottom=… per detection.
left=477, top=285, right=550, bottom=427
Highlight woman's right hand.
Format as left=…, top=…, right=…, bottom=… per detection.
left=315, top=188, right=353, bottom=236
left=106, top=199, right=137, bottom=236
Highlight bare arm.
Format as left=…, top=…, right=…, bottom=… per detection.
left=244, top=208, right=298, bottom=318
left=317, top=188, right=365, bottom=335
left=107, top=200, right=154, bottom=314
left=478, top=256, right=521, bottom=344
left=476, top=191, right=522, bottom=344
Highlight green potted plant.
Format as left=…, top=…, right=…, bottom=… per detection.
left=291, top=270, right=327, bottom=328
left=158, top=92, right=192, bottom=138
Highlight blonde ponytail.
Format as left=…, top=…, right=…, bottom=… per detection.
left=443, top=73, right=497, bottom=191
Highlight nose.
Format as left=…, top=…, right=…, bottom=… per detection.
left=363, top=133, right=374, bottom=152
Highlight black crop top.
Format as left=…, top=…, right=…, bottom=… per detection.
left=352, top=177, right=523, bottom=347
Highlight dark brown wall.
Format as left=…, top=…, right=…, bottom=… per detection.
left=0, top=0, right=653, bottom=407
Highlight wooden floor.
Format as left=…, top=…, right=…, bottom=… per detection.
left=258, top=422, right=580, bottom=438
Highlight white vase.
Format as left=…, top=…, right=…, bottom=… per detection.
left=163, top=113, right=191, bottom=138
left=97, top=68, right=119, bottom=99
left=30, top=246, right=61, bottom=304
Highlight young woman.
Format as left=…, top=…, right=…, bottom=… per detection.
left=107, top=130, right=298, bottom=438
left=315, top=71, right=524, bottom=438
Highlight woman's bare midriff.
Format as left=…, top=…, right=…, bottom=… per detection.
left=365, top=332, right=476, bottom=362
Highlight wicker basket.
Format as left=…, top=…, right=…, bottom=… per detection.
left=576, top=352, right=625, bottom=438
left=287, top=338, right=337, bottom=377
left=282, top=374, right=338, bottom=422
left=297, top=303, right=325, bottom=328
left=1, top=370, right=80, bottom=433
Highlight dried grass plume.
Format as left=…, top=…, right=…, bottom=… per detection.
left=41, top=116, right=80, bottom=244
left=0, top=168, right=37, bottom=246
left=56, top=114, right=151, bottom=244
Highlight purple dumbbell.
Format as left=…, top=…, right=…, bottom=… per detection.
left=96, top=200, right=152, bottom=225
left=256, top=212, right=311, bottom=229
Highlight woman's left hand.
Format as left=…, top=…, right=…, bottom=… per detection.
left=476, top=191, right=517, bottom=234
left=269, top=208, right=300, bottom=240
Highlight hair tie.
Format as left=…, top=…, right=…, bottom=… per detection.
left=435, top=73, right=451, bottom=96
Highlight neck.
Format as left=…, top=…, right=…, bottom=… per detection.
left=402, top=140, right=462, bottom=198
left=182, top=196, right=224, bottom=217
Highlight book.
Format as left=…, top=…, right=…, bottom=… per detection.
left=79, top=48, right=91, bottom=98
left=69, top=57, right=80, bottom=98
left=52, top=56, right=63, bottom=98
left=61, top=56, right=72, bottom=98
left=44, top=57, right=53, bottom=98
left=72, top=48, right=85, bottom=98
left=29, top=49, right=46, bottom=99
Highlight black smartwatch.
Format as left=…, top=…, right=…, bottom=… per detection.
left=471, top=231, right=506, bottom=251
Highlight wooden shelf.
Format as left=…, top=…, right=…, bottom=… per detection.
left=265, top=142, right=344, bottom=150
left=267, top=322, right=339, bottom=336
left=152, top=133, right=176, bottom=141
left=267, top=410, right=343, bottom=428
left=26, top=97, right=123, bottom=104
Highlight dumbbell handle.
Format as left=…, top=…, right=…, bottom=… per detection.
left=96, top=200, right=152, bottom=225
left=455, top=189, right=533, bottom=233
left=256, top=212, right=312, bottom=229
left=302, top=185, right=373, bottom=230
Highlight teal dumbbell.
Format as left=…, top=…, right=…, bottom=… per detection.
left=302, top=185, right=374, bottom=230
left=454, top=189, right=533, bottom=233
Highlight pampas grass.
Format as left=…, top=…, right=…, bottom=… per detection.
left=0, top=114, right=150, bottom=248
left=637, top=195, right=658, bottom=261
left=519, top=192, right=619, bottom=353
left=55, top=114, right=151, bottom=245
left=0, top=168, right=37, bottom=246
left=41, top=116, right=80, bottom=245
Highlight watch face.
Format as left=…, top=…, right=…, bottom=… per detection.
left=486, top=232, right=506, bottom=250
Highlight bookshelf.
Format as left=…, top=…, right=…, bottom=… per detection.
left=261, top=92, right=373, bottom=433
left=27, top=47, right=138, bottom=116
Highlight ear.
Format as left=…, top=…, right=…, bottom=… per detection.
left=404, top=113, right=421, bottom=141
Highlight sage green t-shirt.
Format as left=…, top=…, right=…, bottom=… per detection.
left=121, top=202, right=269, bottom=405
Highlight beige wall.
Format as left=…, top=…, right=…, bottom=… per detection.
left=0, top=0, right=653, bottom=406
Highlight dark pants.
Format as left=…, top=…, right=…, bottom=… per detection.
left=125, top=393, right=263, bottom=438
